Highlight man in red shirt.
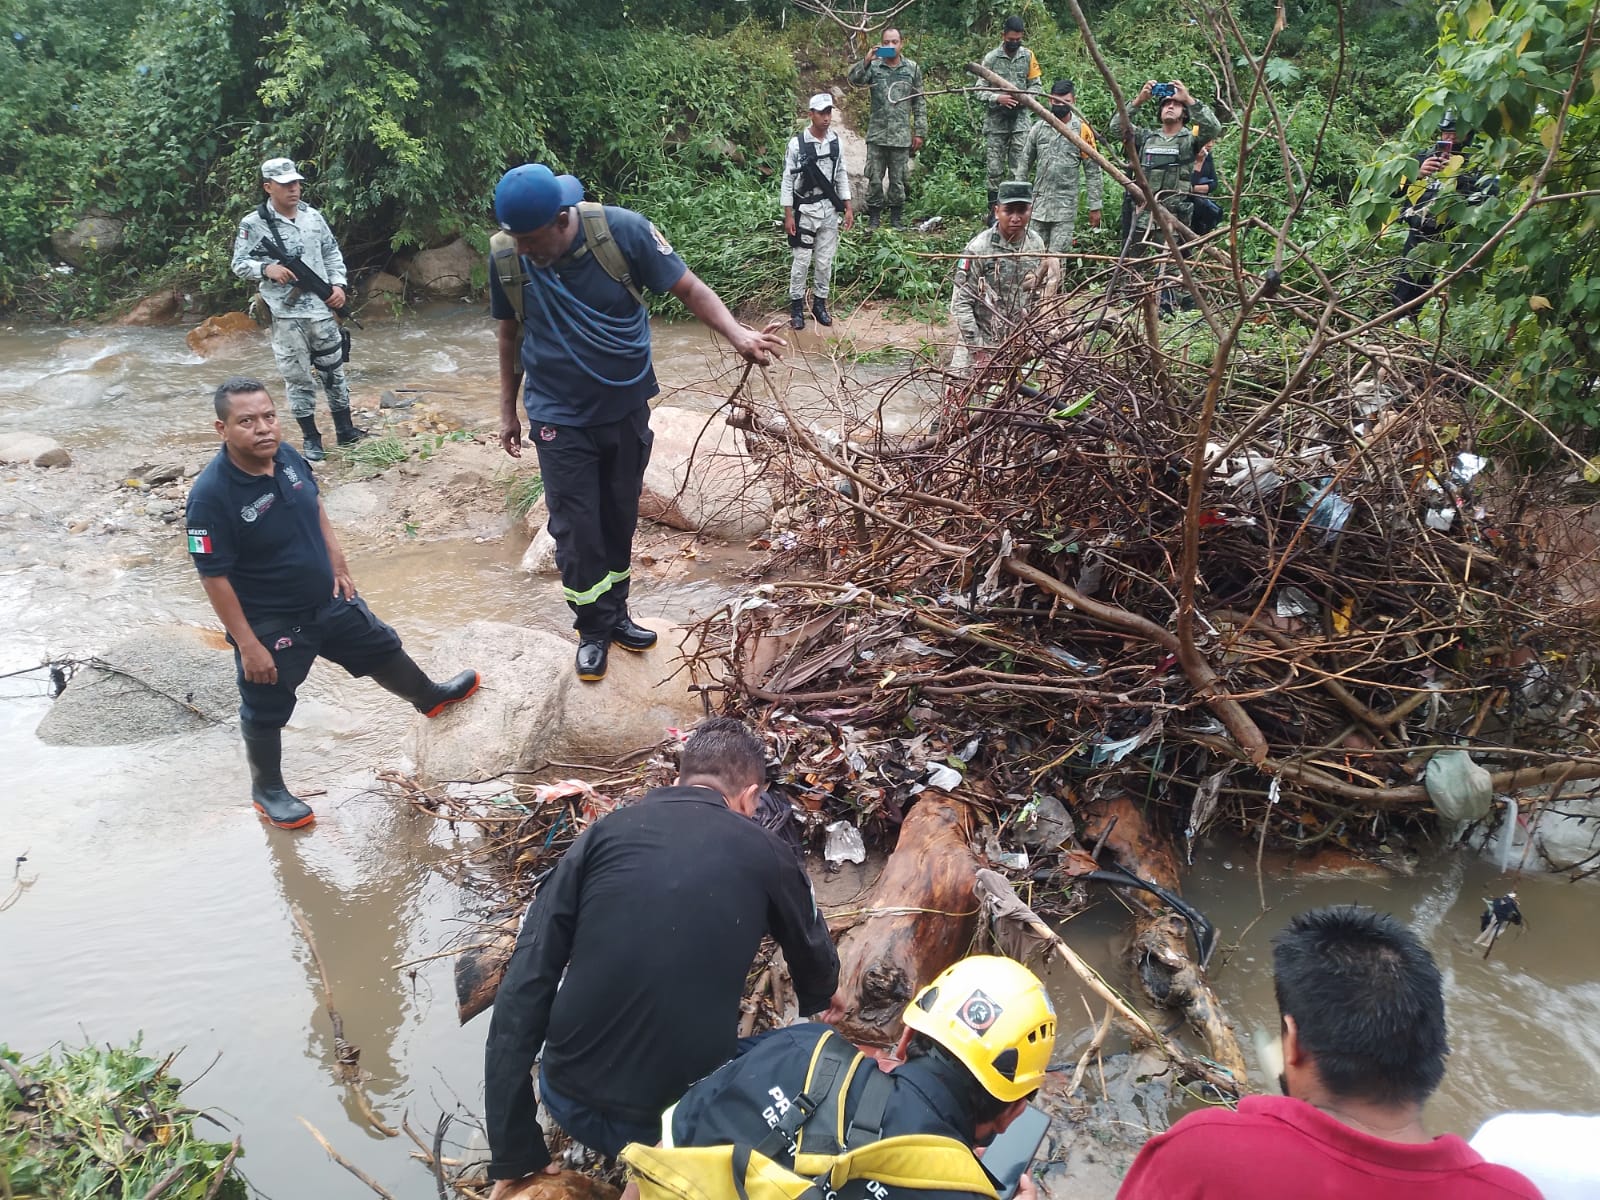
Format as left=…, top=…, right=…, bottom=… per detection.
left=1117, top=905, right=1542, bottom=1200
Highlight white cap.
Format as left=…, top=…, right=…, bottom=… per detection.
left=808, top=92, right=835, bottom=111
left=261, top=157, right=304, bottom=183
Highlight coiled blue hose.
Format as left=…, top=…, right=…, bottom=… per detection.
left=523, top=261, right=652, bottom=388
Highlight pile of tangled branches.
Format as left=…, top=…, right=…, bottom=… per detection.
left=688, top=295, right=1600, bottom=860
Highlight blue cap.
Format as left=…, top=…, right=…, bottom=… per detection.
left=495, top=164, right=584, bottom=234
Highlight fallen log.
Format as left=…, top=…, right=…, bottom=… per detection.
left=1078, top=795, right=1250, bottom=1085
left=455, top=919, right=518, bottom=1024
left=829, top=792, right=984, bottom=1046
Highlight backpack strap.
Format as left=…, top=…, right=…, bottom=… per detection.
left=755, top=1031, right=857, bottom=1161
left=798, top=1135, right=998, bottom=1198
left=571, top=201, right=645, bottom=307
left=488, top=230, right=526, bottom=323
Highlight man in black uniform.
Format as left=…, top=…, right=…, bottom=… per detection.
left=484, top=717, right=840, bottom=1197
left=1390, top=110, right=1497, bottom=319
left=185, top=377, right=480, bottom=830
left=490, top=164, right=786, bottom=683
left=646, top=955, right=1057, bottom=1200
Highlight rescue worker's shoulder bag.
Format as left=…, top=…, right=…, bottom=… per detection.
left=488, top=201, right=645, bottom=323
left=620, top=1031, right=998, bottom=1200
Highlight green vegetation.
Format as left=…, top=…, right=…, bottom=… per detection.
left=341, top=433, right=410, bottom=472
left=504, top=471, right=546, bottom=521
left=1, top=1041, right=246, bottom=1197
left=5, top=0, right=1596, bottom=438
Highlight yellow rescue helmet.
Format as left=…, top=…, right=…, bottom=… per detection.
left=901, top=955, right=1056, bottom=1102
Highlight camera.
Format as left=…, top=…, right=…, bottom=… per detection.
left=1151, top=82, right=1177, bottom=99
left=1432, top=138, right=1451, bottom=157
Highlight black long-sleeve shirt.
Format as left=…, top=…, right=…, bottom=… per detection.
left=484, top=785, right=840, bottom=1181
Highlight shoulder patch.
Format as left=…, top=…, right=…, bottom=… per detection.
left=1027, top=53, right=1041, bottom=81
left=649, top=223, right=674, bottom=255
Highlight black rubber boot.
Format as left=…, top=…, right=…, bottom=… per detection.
left=367, top=651, right=481, bottom=717
left=611, top=610, right=659, bottom=652
left=811, top=297, right=833, bottom=327
left=867, top=208, right=882, bottom=231
left=241, top=721, right=315, bottom=830
left=890, top=207, right=906, bottom=230
left=296, top=416, right=326, bottom=462
left=789, top=298, right=806, bottom=330
left=331, top=406, right=369, bottom=446
left=576, top=638, right=609, bottom=682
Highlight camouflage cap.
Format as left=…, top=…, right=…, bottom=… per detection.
left=997, top=180, right=1034, bottom=205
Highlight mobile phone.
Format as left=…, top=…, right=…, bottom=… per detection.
left=876, top=45, right=896, bottom=58
left=1433, top=139, right=1450, bottom=157
left=982, top=1104, right=1050, bottom=1200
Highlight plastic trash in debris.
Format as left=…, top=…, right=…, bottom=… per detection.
left=1303, top=480, right=1353, bottom=541
left=1425, top=507, right=1457, bottom=532
left=916, top=216, right=943, bottom=233
left=993, top=847, right=1030, bottom=870
left=925, top=762, right=964, bottom=790
left=1275, top=586, right=1318, bottom=618
left=1424, top=749, right=1493, bottom=823
left=824, top=820, right=867, bottom=865
left=1452, top=453, right=1488, bottom=486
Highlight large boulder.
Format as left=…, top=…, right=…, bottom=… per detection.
left=408, top=237, right=480, bottom=298
left=0, top=432, right=70, bottom=468
left=412, top=617, right=703, bottom=782
left=187, top=312, right=260, bottom=357
left=642, top=405, right=772, bottom=539
left=51, top=215, right=126, bottom=267
left=116, top=289, right=183, bottom=327
left=35, top=626, right=238, bottom=746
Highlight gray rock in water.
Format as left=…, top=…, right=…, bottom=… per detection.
left=640, top=405, right=772, bottom=538
left=0, top=432, right=70, bottom=468
left=407, top=237, right=479, bottom=298
left=35, top=626, right=238, bottom=746
left=411, top=617, right=704, bottom=782
left=51, top=215, right=126, bottom=268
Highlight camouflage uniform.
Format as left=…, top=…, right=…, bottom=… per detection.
left=1107, top=102, right=1222, bottom=239
left=980, top=43, right=1043, bottom=190
left=231, top=202, right=352, bottom=420
left=782, top=128, right=852, bottom=300
left=1019, top=114, right=1104, bottom=254
left=949, top=223, right=1052, bottom=370
left=846, top=54, right=927, bottom=210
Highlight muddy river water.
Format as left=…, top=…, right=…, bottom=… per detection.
left=1, top=311, right=1596, bottom=1197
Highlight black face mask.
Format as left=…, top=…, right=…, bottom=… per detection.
left=1051, top=104, right=1071, bottom=117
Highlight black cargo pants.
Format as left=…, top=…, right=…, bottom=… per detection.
left=532, top=404, right=654, bottom=638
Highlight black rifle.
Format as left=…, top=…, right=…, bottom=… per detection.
left=254, top=203, right=362, bottom=327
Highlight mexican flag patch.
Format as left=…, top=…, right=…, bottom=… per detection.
left=187, top=530, right=212, bottom=554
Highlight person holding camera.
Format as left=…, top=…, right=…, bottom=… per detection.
left=847, top=28, right=926, bottom=231
left=782, top=92, right=855, bottom=329
left=1107, top=80, right=1222, bottom=241
left=1389, top=111, right=1496, bottom=319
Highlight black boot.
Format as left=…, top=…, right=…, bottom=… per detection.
left=367, top=651, right=481, bottom=717
left=789, top=298, right=806, bottom=330
left=890, top=207, right=906, bottom=230
left=611, top=610, right=659, bottom=653
left=811, top=296, right=833, bottom=327
left=331, top=406, right=369, bottom=446
left=296, top=416, right=326, bottom=462
left=241, top=721, right=315, bottom=829
left=576, top=637, right=609, bottom=682
left=867, top=208, right=882, bottom=231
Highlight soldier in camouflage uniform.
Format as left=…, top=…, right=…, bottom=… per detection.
left=1107, top=80, right=1222, bottom=241
left=1020, top=80, right=1104, bottom=263
left=979, top=16, right=1043, bottom=214
left=949, top=181, right=1056, bottom=372
left=230, top=157, right=366, bottom=461
left=846, top=28, right=927, bottom=231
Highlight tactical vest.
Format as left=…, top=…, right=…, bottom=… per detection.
left=791, top=135, right=846, bottom=210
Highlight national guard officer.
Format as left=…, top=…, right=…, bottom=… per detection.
left=949, top=180, right=1055, bottom=373
left=847, top=27, right=927, bottom=231
left=782, top=92, right=855, bottom=329
left=1020, top=80, right=1105, bottom=264
left=186, top=377, right=480, bottom=830
left=978, top=17, right=1043, bottom=215
left=230, top=158, right=367, bottom=462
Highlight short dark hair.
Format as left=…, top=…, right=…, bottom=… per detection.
left=1003, top=15, right=1025, bottom=34
left=213, top=376, right=271, bottom=421
left=1052, top=79, right=1075, bottom=97
left=678, top=717, right=767, bottom=793
left=1272, top=905, right=1448, bottom=1106
left=904, top=1032, right=1018, bottom=1125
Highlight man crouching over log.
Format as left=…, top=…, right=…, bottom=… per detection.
left=485, top=718, right=841, bottom=1196
left=622, top=955, right=1056, bottom=1200
left=1118, top=906, right=1542, bottom=1200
